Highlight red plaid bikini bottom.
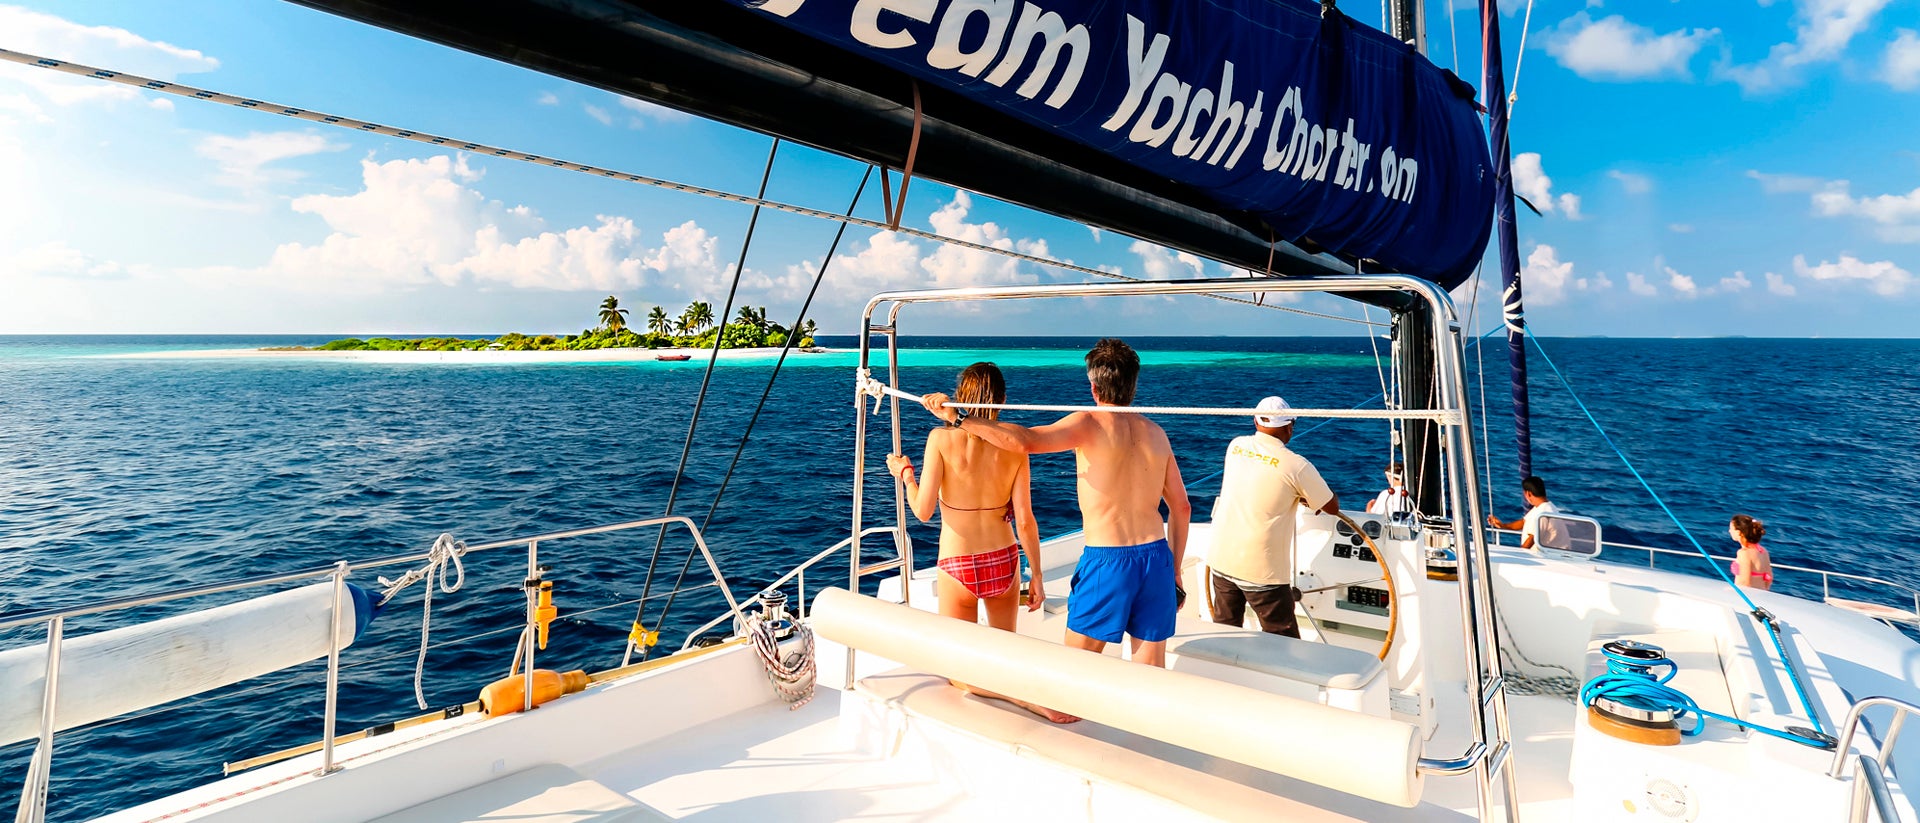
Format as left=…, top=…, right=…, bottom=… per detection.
left=936, top=544, right=1019, bottom=599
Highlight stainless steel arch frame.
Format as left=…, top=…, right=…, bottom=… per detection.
left=847, top=276, right=1520, bottom=821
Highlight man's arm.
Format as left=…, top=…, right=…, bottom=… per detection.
left=1162, top=453, right=1191, bottom=572
left=1318, top=493, right=1341, bottom=516
left=1487, top=513, right=1525, bottom=531
left=922, top=392, right=1091, bottom=455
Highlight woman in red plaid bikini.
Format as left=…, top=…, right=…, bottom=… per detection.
left=887, top=363, right=1076, bottom=723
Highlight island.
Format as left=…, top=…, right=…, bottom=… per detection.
left=271, top=296, right=819, bottom=353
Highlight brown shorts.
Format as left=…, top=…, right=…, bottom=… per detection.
left=1209, top=570, right=1299, bottom=638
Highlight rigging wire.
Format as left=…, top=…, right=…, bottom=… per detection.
left=0, top=47, right=1382, bottom=330
left=650, top=167, right=876, bottom=645
left=1521, top=327, right=1830, bottom=741
left=1507, top=0, right=1538, bottom=113
left=1448, top=0, right=1461, bottom=75
left=628, top=139, right=782, bottom=667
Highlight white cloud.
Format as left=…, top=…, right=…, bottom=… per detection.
left=3, top=240, right=146, bottom=280
left=1089, top=226, right=1103, bottom=243
left=1545, top=13, right=1716, bottom=80
left=1626, top=272, right=1659, bottom=296
left=0, top=5, right=218, bottom=111
left=1808, top=180, right=1920, bottom=240
left=801, top=192, right=1051, bottom=303
left=1747, top=169, right=1826, bottom=193
left=1608, top=169, right=1653, bottom=194
left=1765, top=271, right=1798, bottom=295
left=1793, top=253, right=1913, bottom=295
left=201, top=153, right=735, bottom=295
left=1886, top=30, right=1920, bottom=90
left=536, top=91, right=559, bottom=106
left=583, top=104, right=613, bottom=126
left=617, top=96, right=692, bottom=127
left=1130, top=241, right=1206, bottom=280
left=1665, top=266, right=1699, bottom=298
left=1512, top=153, right=1583, bottom=219
left=1668, top=223, right=1694, bottom=233
left=1752, top=171, right=1920, bottom=242
left=1722, top=0, right=1894, bottom=93
left=195, top=131, right=343, bottom=189
left=1522, top=244, right=1576, bottom=305
left=1719, top=271, right=1753, bottom=292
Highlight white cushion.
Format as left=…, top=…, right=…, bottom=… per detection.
left=1168, top=622, right=1384, bottom=691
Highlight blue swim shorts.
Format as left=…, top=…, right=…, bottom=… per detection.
left=1066, top=539, right=1177, bottom=644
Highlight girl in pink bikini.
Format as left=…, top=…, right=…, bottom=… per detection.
left=1729, top=514, right=1774, bottom=591
left=887, top=363, right=1074, bottom=723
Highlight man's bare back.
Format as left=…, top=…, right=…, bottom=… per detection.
left=919, top=339, right=1191, bottom=667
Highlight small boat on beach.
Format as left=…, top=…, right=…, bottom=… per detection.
left=654, top=354, right=691, bottom=362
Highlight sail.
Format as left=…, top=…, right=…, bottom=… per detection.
left=728, top=0, right=1494, bottom=287
left=1479, top=0, right=1533, bottom=480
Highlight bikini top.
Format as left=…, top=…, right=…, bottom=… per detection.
left=940, top=496, right=1014, bottom=523
left=1732, top=545, right=1773, bottom=582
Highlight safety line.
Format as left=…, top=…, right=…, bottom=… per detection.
left=0, top=47, right=1383, bottom=330
left=1523, top=327, right=1829, bottom=738
left=629, top=139, right=781, bottom=665
left=859, top=378, right=1458, bottom=422
left=653, top=166, right=876, bottom=643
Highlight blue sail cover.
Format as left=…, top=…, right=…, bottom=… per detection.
left=729, top=0, right=1494, bottom=287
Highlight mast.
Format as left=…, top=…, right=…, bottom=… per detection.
left=1386, top=0, right=1445, bottom=517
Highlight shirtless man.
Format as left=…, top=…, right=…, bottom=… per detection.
left=923, top=338, right=1191, bottom=667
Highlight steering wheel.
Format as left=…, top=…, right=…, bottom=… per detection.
left=1298, top=513, right=1399, bottom=661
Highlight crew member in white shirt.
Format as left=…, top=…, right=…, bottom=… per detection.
left=1487, top=476, right=1558, bottom=550
left=1366, top=461, right=1415, bottom=520
left=1206, top=396, right=1339, bottom=638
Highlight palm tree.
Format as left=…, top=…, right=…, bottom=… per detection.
left=735, top=305, right=767, bottom=332
left=647, top=305, right=670, bottom=335
left=799, top=319, right=818, bottom=342
left=598, top=295, right=629, bottom=334
left=684, top=301, right=714, bottom=333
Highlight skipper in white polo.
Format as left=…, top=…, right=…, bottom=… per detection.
left=1206, top=396, right=1340, bottom=638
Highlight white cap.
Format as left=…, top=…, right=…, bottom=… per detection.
left=1254, top=396, right=1294, bottom=428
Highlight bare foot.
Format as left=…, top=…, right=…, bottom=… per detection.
left=1028, top=704, right=1081, bottom=724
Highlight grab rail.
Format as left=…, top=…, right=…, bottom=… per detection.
left=1830, top=696, right=1920, bottom=779
left=1850, top=754, right=1899, bottom=823
left=1487, top=529, right=1920, bottom=616
left=4, top=515, right=742, bottom=823
left=678, top=526, right=907, bottom=650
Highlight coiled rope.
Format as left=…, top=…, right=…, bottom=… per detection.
left=744, top=614, right=817, bottom=710
left=376, top=533, right=467, bottom=710
left=0, top=47, right=1379, bottom=329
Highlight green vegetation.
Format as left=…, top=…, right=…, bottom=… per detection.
left=293, top=296, right=817, bottom=353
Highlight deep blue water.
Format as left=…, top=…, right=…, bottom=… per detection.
left=1, top=334, right=1916, bottom=819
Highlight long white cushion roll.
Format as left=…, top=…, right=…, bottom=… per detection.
left=811, top=588, right=1423, bottom=807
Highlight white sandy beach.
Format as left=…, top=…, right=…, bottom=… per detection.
left=99, top=346, right=840, bottom=364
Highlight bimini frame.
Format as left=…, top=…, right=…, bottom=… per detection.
left=848, top=275, right=1521, bottom=822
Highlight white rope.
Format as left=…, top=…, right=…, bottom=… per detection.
left=1508, top=0, right=1538, bottom=113
left=856, top=371, right=1461, bottom=422
left=745, top=614, right=816, bottom=709
left=377, top=533, right=467, bottom=711
left=0, top=47, right=1385, bottom=330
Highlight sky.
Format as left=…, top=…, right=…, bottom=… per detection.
left=0, top=0, right=1915, bottom=337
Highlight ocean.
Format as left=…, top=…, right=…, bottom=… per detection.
left=1, top=334, right=1916, bottom=819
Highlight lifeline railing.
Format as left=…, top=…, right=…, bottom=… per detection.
left=853, top=276, right=1522, bottom=822
left=3, top=515, right=743, bottom=823
left=678, top=526, right=908, bottom=651
left=1488, top=528, right=1920, bottom=620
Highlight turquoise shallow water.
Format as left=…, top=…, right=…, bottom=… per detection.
left=0, top=334, right=1916, bottom=818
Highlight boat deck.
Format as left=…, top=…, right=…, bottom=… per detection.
left=569, top=676, right=1578, bottom=822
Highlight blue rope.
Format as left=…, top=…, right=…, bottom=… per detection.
left=1523, top=328, right=1830, bottom=740
left=1580, top=643, right=1834, bottom=747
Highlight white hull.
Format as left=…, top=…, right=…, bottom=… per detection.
left=90, top=525, right=1920, bottom=823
